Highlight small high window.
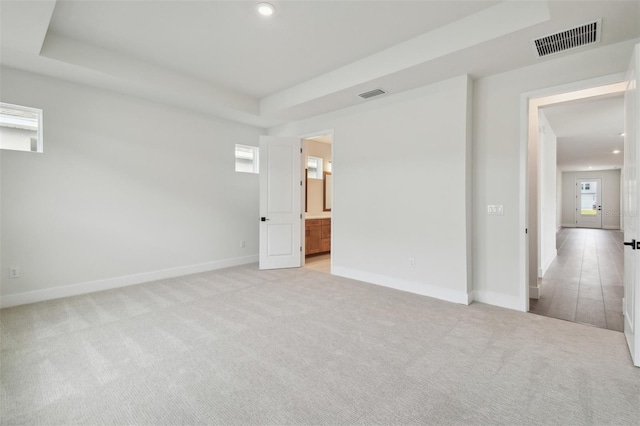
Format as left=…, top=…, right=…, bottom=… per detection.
left=0, top=102, right=43, bottom=152
left=235, top=144, right=259, bottom=173
left=307, top=156, right=323, bottom=179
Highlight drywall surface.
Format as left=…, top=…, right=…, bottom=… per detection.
left=561, top=169, right=621, bottom=229
left=270, top=75, right=473, bottom=304
left=473, top=39, right=636, bottom=310
left=0, top=67, right=264, bottom=304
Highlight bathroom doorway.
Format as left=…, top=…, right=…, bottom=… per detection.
left=303, top=133, right=332, bottom=274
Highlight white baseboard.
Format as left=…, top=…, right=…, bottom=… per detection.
left=538, top=250, right=557, bottom=278
left=529, top=285, right=540, bottom=299
left=562, top=224, right=620, bottom=231
left=332, top=266, right=471, bottom=305
left=473, top=290, right=525, bottom=312
left=0, top=255, right=258, bottom=309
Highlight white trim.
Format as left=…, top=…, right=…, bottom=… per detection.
left=539, top=249, right=557, bottom=277
left=0, top=255, right=258, bottom=309
left=519, top=85, right=529, bottom=312
left=0, top=101, right=44, bottom=153
left=562, top=222, right=577, bottom=228
left=519, top=72, right=627, bottom=313
left=603, top=225, right=621, bottom=230
left=332, top=265, right=471, bottom=305
left=474, top=290, right=525, bottom=311
left=529, top=285, right=540, bottom=299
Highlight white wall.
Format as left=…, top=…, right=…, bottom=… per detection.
left=561, top=169, right=621, bottom=229
left=538, top=110, right=557, bottom=277
left=271, top=75, right=473, bottom=304
left=0, top=67, right=264, bottom=307
left=473, top=39, right=637, bottom=310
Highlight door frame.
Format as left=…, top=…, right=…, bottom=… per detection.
left=299, top=129, right=335, bottom=267
left=519, top=73, right=626, bottom=312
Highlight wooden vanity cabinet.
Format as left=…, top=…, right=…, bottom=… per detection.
left=305, top=218, right=331, bottom=255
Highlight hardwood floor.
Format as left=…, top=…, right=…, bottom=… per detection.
left=530, top=228, right=624, bottom=332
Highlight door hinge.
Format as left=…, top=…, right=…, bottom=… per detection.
left=300, top=246, right=302, bottom=252
left=525, top=228, right=528, bottom=234
left=300, top=180, right=303, bottom=186
left=300, top=148, right=303, bottom=153
left=300, top=214, right=302, bottom=219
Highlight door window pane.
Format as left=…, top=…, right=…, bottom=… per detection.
left=580, top=181, right=598, bottom=215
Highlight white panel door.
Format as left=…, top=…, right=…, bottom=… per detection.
left=623, top=44, right=640, bottom=367
left=575, top=178, right=602, bottom=228
left=259, top=136, right=302, bottom=270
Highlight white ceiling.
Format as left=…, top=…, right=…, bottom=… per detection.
left=48, top=0, right=499, bottom=98
left=1, top=1, right=639, bottom=128
left=542, top=95, right=625, bottom=172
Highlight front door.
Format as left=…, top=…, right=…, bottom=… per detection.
left=623, top=44, right=639, bottom=367
left=259, top=136, right=303, bottom=270
left=575, top=178, right=602, bottom=228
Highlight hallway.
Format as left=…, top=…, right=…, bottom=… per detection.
left=530, top=228, right=624, bottom=332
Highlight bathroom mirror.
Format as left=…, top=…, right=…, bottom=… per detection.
left=323, top=172, right=332, bottom=211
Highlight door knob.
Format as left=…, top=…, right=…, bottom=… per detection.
left=261, top=217, right=270, bottom=222
left=623, top=239, right=636, bottom=249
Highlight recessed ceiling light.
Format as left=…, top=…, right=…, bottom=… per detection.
left=257, top=2, right=275, bottom=16
left=588, top=166, right=593, bottom=169
left=613, top=150, right=621, bottom=154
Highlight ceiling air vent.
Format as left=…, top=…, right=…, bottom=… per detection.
left=533, top=19, right=601, bottom=58
left=358, top=88, right=386, bottom=99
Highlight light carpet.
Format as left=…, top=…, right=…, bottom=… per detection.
left=1, top=264, right=639, bottom=425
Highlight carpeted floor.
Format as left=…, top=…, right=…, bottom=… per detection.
left=1, top=264, right=639, bottom=425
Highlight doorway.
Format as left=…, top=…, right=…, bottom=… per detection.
left=525, top=80, right=626, bottom=332
left=529, top=228, right=624, bottom=331
left=302, top=133, right=333, bottom=274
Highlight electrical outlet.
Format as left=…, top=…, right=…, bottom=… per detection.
left=240, top=240, right=246, bottom=248
left=409, top=257, right=415, bottom=268
left=487, top=205, right=504, bottom=215
left=9, top=266, right=20, bottom=279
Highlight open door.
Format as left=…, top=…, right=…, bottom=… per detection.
left=259, top=136, right=303, bottom=270
left=623, top=44, right=640, bottom=367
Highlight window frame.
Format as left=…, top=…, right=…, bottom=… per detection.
left=235, top=143, right=259, bottom=174
left=0, top=102, right=43, bottom=153
left=307, top=155, right=323, bottom=179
